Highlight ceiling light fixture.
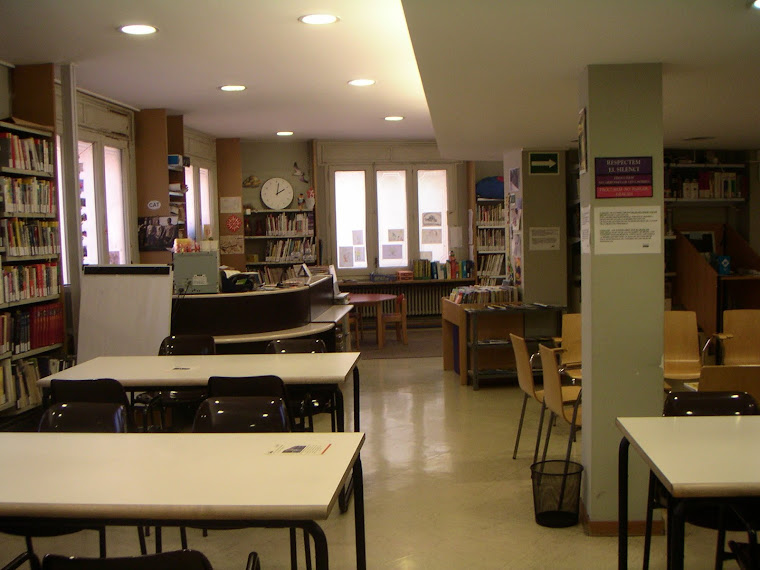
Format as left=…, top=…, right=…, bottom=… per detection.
left=299, top=14, right=339, bottom=25
left=348, top=79, right=375, bottom=87
left=219, top=85, right=246, bottom=92
left=119, top=24, right=157, bottom=35
left=749, top=0, right=760, bottom=9
left=276, top=131, right=294, bottom=137
left=384, top=116, right=404, bottom=122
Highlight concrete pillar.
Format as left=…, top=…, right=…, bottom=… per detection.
left=579, top=64, right=664, bottom=532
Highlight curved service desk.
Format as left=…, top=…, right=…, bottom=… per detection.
left=171, top=275, right=351, bottom=352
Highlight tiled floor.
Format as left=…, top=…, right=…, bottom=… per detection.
left=0, top=355, right=731, bottom=569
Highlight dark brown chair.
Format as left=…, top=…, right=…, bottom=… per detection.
left=0, top=402, right=132, bottom=570
left=137, top=334, right=217, bottom=431
left=265, top=338, right=337, bottom=431
left=643, top=390, right=759, bottom=570
left=40, top=549, right=226, bottom=570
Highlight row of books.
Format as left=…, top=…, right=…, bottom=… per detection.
left=0, top=356, right=72, bottom=409
left=0, top=176, right=56, bottom=214
left=10, top=302, right=64, bottom=355
left=2, top=217, right=61, bottom=257
left=260, top=212, right=314, bottom=237
left=477, top=253, right=505, bottom=277
left=667, top=171, right=745, bottom=200
left=477, top=228, right=506, bottom=249
left=0, top=132, right=55, bottom=174
left=262, top=265, right=301, bottom=285
left=264, top=237, right=315, bottom=262
left=410, top=259, right=474, bottom=280
left=449, top=285, right=520, bottom=304
left=1, top=261, right=60, bottom=304
left=476, top=202, right=505, bottom=224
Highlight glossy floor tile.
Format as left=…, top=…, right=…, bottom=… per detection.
left=0, top=355, right=734, bottom=569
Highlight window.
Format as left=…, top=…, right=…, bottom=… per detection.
left=331, top=164, right=452, bottom=274
left=184, top=163, right=215, bottom=241
left=56, top=135, right=131, bottom=284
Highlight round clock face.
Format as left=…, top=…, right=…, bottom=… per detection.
left=260, top=177, right=294, bottom=210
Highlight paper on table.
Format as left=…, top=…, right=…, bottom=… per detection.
left=268, top=443, right=332, bottom=455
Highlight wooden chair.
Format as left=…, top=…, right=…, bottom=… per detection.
left=552, top=313, right=582, bottom=381
left=537, top=344, right=582, bottom=465
left=710, top=310, right=760, bottom=365
left=348, top=309, right=362, bottom=350
left=663, top=310, right=703, bottom=391
left=381, top=294, right=408, bottom=345
left=511, top=335, right=583, bottom=462
left=698, top=365, right=760, bottom=403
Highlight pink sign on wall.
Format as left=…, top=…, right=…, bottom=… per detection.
left=595, top=156, right=653, bottom=198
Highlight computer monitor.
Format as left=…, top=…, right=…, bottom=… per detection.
left=173, top=251, right=219, bottom=294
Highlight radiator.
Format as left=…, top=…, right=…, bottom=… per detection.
left=343, top=282, right=456, bottom=316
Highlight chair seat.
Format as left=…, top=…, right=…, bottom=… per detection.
left=561, top=385, right=582, bottom=403
left=563, top=403, right=582, bottom=425
left=664, top=360, right=702, bottom=380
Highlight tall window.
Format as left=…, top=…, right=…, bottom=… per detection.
left=331, top=165, right=452, bottom=274
left=184, top=164, right=215, bottom=241
left=56, top=135, right=131, bottom=284
left=334, top=171, right=368, bottom=269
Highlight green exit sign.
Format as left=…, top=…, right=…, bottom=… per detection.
left=529, top=152, right=559, bottom=175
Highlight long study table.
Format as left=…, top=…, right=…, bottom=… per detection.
left=0, top=432, right=365, bottom=570
left=39, top=353, right=362, bottom=432
left=617, top=415, right=760, bottom=569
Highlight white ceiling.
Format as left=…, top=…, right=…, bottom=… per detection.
left=1, top=1, right=759, bottom=160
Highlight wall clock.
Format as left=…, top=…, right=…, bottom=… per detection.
left=260, top=177, right=294, bottom=210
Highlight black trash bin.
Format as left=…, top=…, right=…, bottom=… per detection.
left=530, top=459, right=584, bottom=528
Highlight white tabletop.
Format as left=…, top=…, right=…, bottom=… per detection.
left=39, top=353, right=361, bottom=388
left=617, top=416, right=760, bottom=498
left=214, top=322, right=335, bottom=344
left=0, top=432, right=364, bottom=521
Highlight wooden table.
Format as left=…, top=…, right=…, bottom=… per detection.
left=347, top=293, right=397, bottom=349
left=0, top=432, right=366, bottom=570
left=617, top=415, right=760, bottom=569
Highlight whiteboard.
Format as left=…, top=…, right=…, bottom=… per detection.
left=77, top=265, right=172, bottom=364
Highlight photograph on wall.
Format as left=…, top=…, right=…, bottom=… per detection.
left=421, top=212, right=442, bottom=227
left=382, top=244, right=403, bottom=260
left=339, top=246, right=354, bottom=268
left=219, top=234, right=244, bottom=255
left=421, top=228, right=442, bottom=244
left=388, top=229, right=404, bottom=242
left=138, top=216, right=179, bottom=251
left=509, top=167, right=520, bottom=193
left=352, top=230, right=364, bottom=246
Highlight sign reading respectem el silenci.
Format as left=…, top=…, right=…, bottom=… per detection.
left=595, top=156, right=653, bottom=198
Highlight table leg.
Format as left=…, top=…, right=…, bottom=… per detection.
left=376, top=303, right=385, bottom=348
left=354, top=456, right=366, bottom=570
left=300, top=521, right=329, bottom=570
left=669, top=500, right=686, bottom=570
left=339, top=367, right=360, bottom=513
left=619, top=437, right=630, bottom=570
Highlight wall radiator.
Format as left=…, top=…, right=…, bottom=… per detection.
left=342, top=282, right=457, bottom=316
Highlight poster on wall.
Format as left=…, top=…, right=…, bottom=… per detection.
left=339, top=246, right=354, bottom=267
left=529, top=227, right=560, bottom=251
left=594, top=206, right=661, bottom=255
left=219, top=234, right=244, bottom=255
left=219, top=196, right=242, bottom=214
left=595, top=156, right=653, bottom=198
left=138, top=216, right=179, bottom=251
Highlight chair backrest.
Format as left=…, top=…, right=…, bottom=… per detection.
left=49, top=378, right=130, bottom=407
left=510, top=334, right=539, bottom=400
left=158, top=334, right=216, bottom=355
left=721, top=310, right=760, bottom=365
left=192, top=396, right=290, bottom=433
left=699, top=365, right=760, bottom=404
left=395, top=294, right=406, bottom=315
left=664, top=310, right=701, bottom=363
left=558, top=313, right=581, bottom=365
left=539, top=344, right=571, bottom=421
left=41, top=550, right=214, bottom=570
left=38, top=402, right=129, bottom=433
left=663, top=390, right=758, bottom=417
left=265, top=338, right=327, bottom=354
left=207, top=375, right=287, bottom=399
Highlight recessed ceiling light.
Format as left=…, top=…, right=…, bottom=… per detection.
left=119, top=24, right=157, bottom=35
left=384, top=116, right=404, bottom=122
left=299, top=14, right=339, bottom=25
left=348, top=79, right=375, bottom=87
left=276, top=131, right=294, bottom=137
left=751, top=0, right=760, bottom=9
left=220, top=85, right=246, bottom=92
left=683, top=136, right=715, bottom=141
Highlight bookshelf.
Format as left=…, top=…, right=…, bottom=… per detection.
left=0, top=118, right=64, bottom=413
left=475, top=197, right=507, bottom=286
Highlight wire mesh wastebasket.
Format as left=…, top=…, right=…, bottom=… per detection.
left=530, top=459, right=584, bottom=528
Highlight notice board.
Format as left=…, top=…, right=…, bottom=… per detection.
left=77, top=265, right=172, bottom=364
